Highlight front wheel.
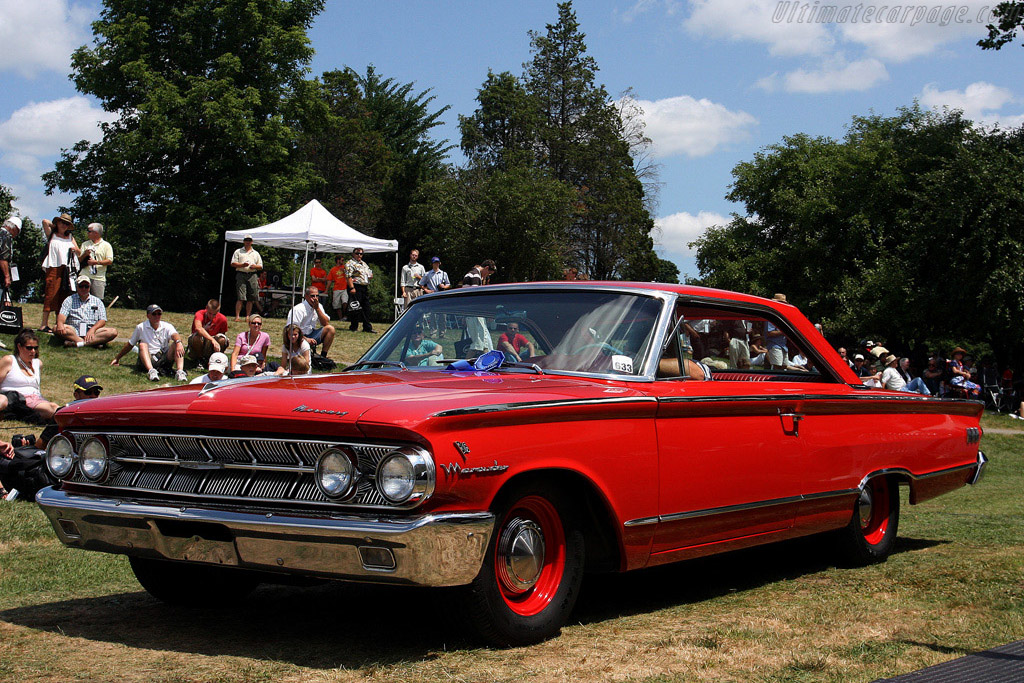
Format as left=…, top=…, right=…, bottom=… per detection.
left=129, top=557, right=262, bottom=606
left=462, top=483, right=585, bottom=647
left=836, top=476, right=900, bottom=567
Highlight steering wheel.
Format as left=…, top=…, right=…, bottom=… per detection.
left=573, top=342, right=624, bottom=356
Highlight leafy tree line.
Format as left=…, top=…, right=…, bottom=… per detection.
left=40, top=0, right=663, bottom=314
left=692, top=106, right=1024, bottom=366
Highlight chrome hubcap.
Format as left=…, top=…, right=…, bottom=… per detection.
left=497, top=518, right=545, bottom=592
left=858, top=488, right=874, bottom=530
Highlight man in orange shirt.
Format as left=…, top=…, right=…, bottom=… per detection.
left=309, top=257, right=328, bottom=301
left=326, top=254, right=348, bottom=320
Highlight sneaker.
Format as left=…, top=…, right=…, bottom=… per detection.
left=147, top=368, right=159, bottom=381
left=175, top=369, right=188, bottom=382
left=1010, top=413, right=1023, bottom=420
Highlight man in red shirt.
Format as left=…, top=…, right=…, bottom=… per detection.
left=497, top=322, right=535, bottom=361
left=326, top=254, right=348, bottom=320
left=188, top=299, right=229, bottom=365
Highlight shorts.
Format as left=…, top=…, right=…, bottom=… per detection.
left=308, top=327, right=327, bottom=344
left=236, top=271, right=259, bottom=301
left=137, top=348, right=174, bottom=371
left=90, top=278, right=105, bottom=299
left=767, top=347, right=786, bottom=367
left=404, top=286, right=422, bottom=301
left=1, top=390, right=38, bottom=420
left=332, top=288, right=349, bottom=309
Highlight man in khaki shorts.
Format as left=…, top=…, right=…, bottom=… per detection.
left=230, top=235, right=263, bottom=321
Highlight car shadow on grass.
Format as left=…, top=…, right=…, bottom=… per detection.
left=0, top=580, right=474, bottom=666
left=572, top=533, right=946, bottom=626
left=0, top=535, right=945, bottom=660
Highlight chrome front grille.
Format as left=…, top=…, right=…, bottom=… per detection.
left=64, top=431, right=411, bottom=510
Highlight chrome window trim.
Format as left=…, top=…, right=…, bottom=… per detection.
left=432, top=396, right=657, bottom=419
left=358, top=284, right=678, bottom=383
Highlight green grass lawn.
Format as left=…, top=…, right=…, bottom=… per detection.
left=0, top=301, right=388, bottom=443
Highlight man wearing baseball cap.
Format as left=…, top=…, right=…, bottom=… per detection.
left=110, top=304, right=187, bottom=381
left=230, top=235, right=263, bottom=321
left=190, top=352, right=229, bottom=384
left=72, top=375, right=103, bottom=400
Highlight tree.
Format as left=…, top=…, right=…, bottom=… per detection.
left=456, top=1, right=659, bottom=281
left=653, top=257, right=679, bottom=284
left=44, top=0, right=324, bottom=309
left=979, top=3, right=1024, bottom=49
left=692, top=106, right=1024, bottom=365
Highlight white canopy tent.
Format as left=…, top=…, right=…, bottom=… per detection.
left=219, top=199, right=399, bottom=314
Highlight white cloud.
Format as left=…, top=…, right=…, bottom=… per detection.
left=919, top=81, right=1012, bottom=118
left=622, top=0, right=682, bottom=22
left=767, top=57, right=888, bottom=93
left=685, top=0, right=834, bottom=56
left=0, top=0, right=94, bottom=77
left=630, top=95, right=757, bottom=158
left=837, top=1, right=992, bottom=62
left=654, top=210, right=728, bottom=253
left=0, top=96, right=114, bottom=158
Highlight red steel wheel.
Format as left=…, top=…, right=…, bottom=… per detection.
left=837, top=475, right=900, bottom=567
left=462, top=482, right=585, bottom=647
left=493, top=495, right=567, bottom=616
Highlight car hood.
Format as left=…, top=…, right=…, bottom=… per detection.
left=56, top=370, right=647, bottom=437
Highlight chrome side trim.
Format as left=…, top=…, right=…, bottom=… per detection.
left=856, top=460, right=982, bottom=491
left=36, top=488, right=494, bottom=587
left=432, top=396, right=658, bottom=418
left=658, top=393, right=979, bottom=406
left=623, top=489, right=856, bottom=527
left=625, top=459, right=981, bottom=528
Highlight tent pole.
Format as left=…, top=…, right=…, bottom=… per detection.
left=218, top=241, right=228, bottom=305
left=394, top=251, right=399, bottom=321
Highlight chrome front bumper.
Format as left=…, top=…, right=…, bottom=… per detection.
left=36, top=488, right=495, bottom=587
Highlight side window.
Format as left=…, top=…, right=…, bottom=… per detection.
left=669, top=304, right=830, bottom=381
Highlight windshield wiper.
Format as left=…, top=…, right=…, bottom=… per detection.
left=344, top=360, right=408, bottom=371
left=498, top=361, right=544, bottom=375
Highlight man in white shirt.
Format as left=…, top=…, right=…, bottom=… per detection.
left=190, top=352, right=229, bottom=384
left=230, top=235, right=263, bottom=321
left=80, top=223, right=114, bottom=300
left=401, top=249, right=426, bottom=306
left=286, top=286, right=336, bottom=356
left=110, top=304, right=187, bottom=381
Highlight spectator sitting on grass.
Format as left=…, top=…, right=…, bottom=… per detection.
left=275, top=323, right=311, bottom=376
left=54, top=276, right=118, bottom=348
left=286, top=286, right=335, bottom=356
left=110, top=304, right=187, bottom=382
left=187, top=299, right=229, bottom=365
left=879, top=354, right=931, bottom=395
left=230, top=314, right=270, bottom=370
left=0, top=329, right=60, bottom=422
left=235, top=354, right=261, bottom=377
left=190, top=352, right=228, bottom=384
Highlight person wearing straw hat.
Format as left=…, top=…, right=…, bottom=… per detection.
left=879, top=354, right=931, bottom=395
left=39, top=213, right=81, bottom=333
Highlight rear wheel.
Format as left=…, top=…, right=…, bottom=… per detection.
left=129, top=557, right=261, bottom=606
left=463, top=482, right=585, bottom=647
left=837, top=476, right=900, bottom=566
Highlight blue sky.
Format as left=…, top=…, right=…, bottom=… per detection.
left=1, top=0, right=1021, bottom=279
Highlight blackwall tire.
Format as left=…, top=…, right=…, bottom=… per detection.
left=462, top=482, right=586, bottom=647
left=129, top=557, right=261, bottom=606
left=837, top=476, right=900, bottom=567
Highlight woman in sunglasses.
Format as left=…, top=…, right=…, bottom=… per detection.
left=0, top=329, right=60, bottom=422
left=230, top=314, right=271, bottom=370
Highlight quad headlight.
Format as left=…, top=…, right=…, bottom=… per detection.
left=315, top=447, right=357, bottom=499
left=78, top=437, right=109, bottom=481
left=376, top=448, right=433, bottom=504
left=45, top=435, right=75, bottom=479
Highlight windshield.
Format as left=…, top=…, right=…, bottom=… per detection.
left=359, top=289, right=665, bottom=377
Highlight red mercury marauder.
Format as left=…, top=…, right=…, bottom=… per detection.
left=37, top=283, right=986, bottom=646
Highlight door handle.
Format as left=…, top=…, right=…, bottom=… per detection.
left=778, top=409, right=805, bottom=436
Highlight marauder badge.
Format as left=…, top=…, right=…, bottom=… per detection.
left=292, top=404, right=349, bottom=417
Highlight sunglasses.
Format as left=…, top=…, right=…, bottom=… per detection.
left=250, top=321, right=262, bottom=326
left=23, top=345, right=39, bottom=351
left=150, top=312, right=162, bottom=316
left=77, top=283, right=90, bottom=288
left=84, top=389, right=101, bottom=396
